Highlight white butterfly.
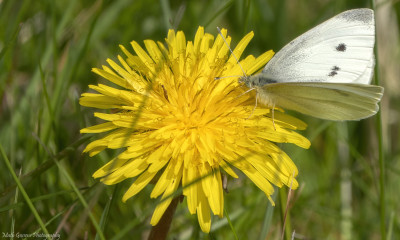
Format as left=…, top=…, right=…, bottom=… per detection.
left=242, top=8, right=383, bottom=120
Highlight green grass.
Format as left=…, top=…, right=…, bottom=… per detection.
left=1, top=0, right=399, bottom=239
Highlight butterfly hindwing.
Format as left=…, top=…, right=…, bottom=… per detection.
left=261, top=82, right=383, bottom=120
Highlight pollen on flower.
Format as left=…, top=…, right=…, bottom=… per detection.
left=80, top=26, right=311, bottom=233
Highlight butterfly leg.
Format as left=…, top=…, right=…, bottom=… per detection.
left=246, top=92, right=258, bottom=119
left=236, top=87, right=256, bottom=100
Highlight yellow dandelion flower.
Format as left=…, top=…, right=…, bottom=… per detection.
left=80, top=26, right=311, bottom=233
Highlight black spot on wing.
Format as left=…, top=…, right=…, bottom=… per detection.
left=328, top=71, right=338, bottom=77
left=328, top=66, right=340, bottom=77
left=336, top=43, right=346, bottom=52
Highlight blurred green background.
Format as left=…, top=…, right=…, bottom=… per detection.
left=1, top=0, right=399, bottom=239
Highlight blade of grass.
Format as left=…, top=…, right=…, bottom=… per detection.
left=10, top=168, right=21, bottom=237
left=0, top=135, right=91, bottom=201
left=203, top=0, right=235, bottom=28
left=0, top=144, right=51, bottom=239
left=0, top=0, right=29, bottom=61
left=36, top=143, right=106, bottom=240
left=279, top=187, right=291, bottom=240
left=386, top=211, right=394, bottom=240
left=39, top=62, right=56, bottom=135
left=258, top=189, right=277, bottom=240
left=370, top=1, right=386, bottom=239
left=0, top=190, right=75, bottom=213
left=10, top=0, right=79, bottom=136
left=51, top=1, right=102, bottom=125
left=338, top=123, right=352, bottom=240
left=95, top=185, right=119, bottom=240
left=224, top=206, right=239, bottom=240
left=28, top=210, right=66, bottom=240
left=241, top=0, right=251, bottom=34
left=160, top=0, right=172, bottom=30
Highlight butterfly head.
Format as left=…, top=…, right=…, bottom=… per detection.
left=241, top=75, right=266, bottom=89
left=239, top=75, right=254, bottom=88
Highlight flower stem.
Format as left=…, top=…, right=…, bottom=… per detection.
left=148, top=196, right=181, bottom=240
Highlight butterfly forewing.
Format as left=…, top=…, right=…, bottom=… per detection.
left=260, top=8, right=375, bottom=85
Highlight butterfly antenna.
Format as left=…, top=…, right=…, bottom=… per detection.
left=218, top=27, right=259, bottom=121
left=217, top=27, right=248, bottom=78
left=214, top=75, right=243, bottom=80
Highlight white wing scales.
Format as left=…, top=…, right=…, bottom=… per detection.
left=260, top=8, right=375, bottom=84
left=245, top=8, right=383, bottom=121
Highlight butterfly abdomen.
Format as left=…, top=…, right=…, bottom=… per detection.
left=244, top=75, right=279, bottom=107
left=256, top=86, right=277, bottom=108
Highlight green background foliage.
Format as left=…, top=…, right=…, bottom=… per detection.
left=0, top=0, right=399, bottom=239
